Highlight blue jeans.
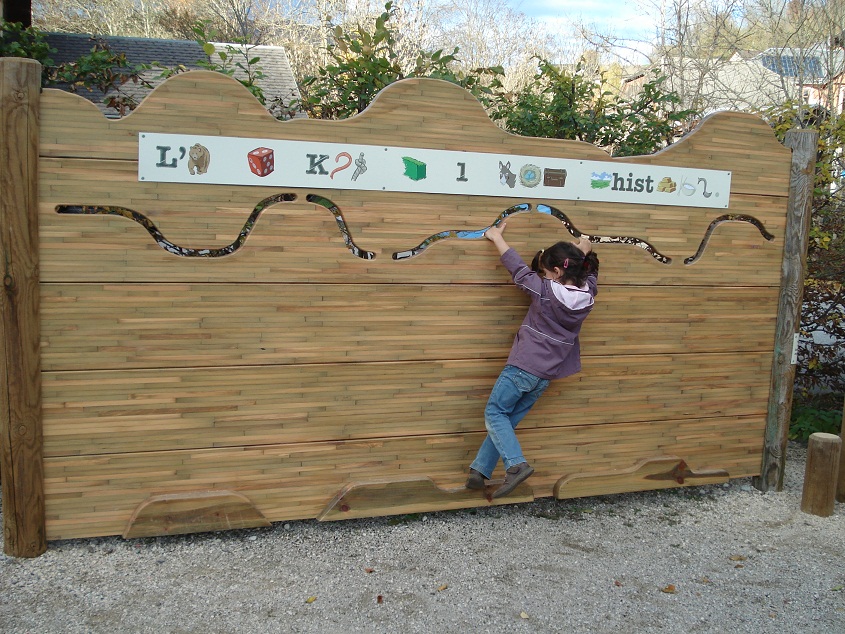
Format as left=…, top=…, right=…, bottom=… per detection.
left=470, top=365, right=550, bottom=478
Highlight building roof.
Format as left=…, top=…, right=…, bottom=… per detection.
left=759, top=52, right=824, bottom=80
left=44, top=32, right=301, bottom=118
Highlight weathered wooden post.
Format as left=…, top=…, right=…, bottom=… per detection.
left=754, top=128, right=819, bottom=492
left=801, top=432, right=841, bottom=516
left=838, top=396, right=845, bottom=503
left=0, top=57, right=46, bottom=557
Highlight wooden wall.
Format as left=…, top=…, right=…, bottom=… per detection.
left=29, top=72, right=792, bottom=540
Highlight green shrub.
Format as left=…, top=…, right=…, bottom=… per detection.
left=789, top=400, right=843, bottom=442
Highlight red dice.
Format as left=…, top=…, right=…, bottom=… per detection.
left=247, top=147, right=275, bottom=177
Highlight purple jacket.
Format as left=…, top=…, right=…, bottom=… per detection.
left=501, top=248, right=598, bottom=380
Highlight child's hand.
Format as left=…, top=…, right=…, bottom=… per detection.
left=575, top=235, right=592, bottom=255
left=485, top=222, right=510, bottom=255
left=485, top=221, right=506, bottom=242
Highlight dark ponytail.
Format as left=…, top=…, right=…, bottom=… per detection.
left=532, top=241, right=599, bottom=287
left=583, top=251, right=600, bottom=276
left=530, top=249, right=545, bottom=273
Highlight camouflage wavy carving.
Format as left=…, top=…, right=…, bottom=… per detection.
left=305, top=194, right=376, bottom=260
left=55, top=193, right=376, bottom=260
left=684, top=214, right=775, bottom=265
left=57, top=197, right=773, bottom=265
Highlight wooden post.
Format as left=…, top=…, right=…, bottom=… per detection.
left=754, top=128, right=819, bottom=493
left=0, top=58, right=46, bottom=557
left=838, top=396, right=845, bottom=503
left=801, top=433, right=841, bottom=517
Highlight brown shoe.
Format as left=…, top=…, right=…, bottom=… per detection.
left=465, top=468, right=487, bottom=490
left=492, top=462, right=534, bottom=499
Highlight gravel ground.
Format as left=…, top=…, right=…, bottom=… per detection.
left=2, top=441, right=844, bottom=633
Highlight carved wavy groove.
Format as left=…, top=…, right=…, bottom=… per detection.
left=535, top=204, right=671, bottom=265
left=392, top=203, right=672, bottom=264
left=305, top=194, right=376, bottom=260
left=392, top=203, right=531, bottom=260
left=684, top=214, right=775, bottom=265
left=55, top=192, right=376, bottom=260
left=56, top=196, right=773, bottom=266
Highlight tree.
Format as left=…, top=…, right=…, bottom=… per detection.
left=2, top=18, right=154, bottom=116
left=491, top=57, right=699, bottom=156
left=33, top=0, right=171, bottom=37
left=426, top=0, right=561, bottom=90
left=295, top=2, right=502, bottom=119
left=0, top=18, right=54, bottom=82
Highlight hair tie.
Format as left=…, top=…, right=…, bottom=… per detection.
left=582, top=258, right=590, bottom=268
left=562, top=258, right=570, bottom=269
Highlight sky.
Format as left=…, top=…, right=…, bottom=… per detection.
left=504, top=0, right=656, bottom=41
left=501, top=0, right=658, bottom=61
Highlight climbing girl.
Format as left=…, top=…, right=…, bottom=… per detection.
left=467, top=221, right=599, bottom=498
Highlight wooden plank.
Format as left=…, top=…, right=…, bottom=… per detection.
left=39, top=284, right=779, bottom=371
left=41, top=352, right=773, bottom=457
left=37, top=155, right=788, bottom=264
left=42, top=414, right=765, bottom=540
left=38, top=75, right=791, bottom=197
left=37, top=193, right=786, bottom=286
left=755, top=128, right=818, bottom=492
left=123, top=490, right=271, bottom=538
left=0, top=58, right=46, bottom=557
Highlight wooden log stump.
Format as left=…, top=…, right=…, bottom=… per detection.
left=801, top=432, right=841, bottom=517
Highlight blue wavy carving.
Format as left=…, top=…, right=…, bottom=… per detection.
left=393, top=203, right=672, bottom=264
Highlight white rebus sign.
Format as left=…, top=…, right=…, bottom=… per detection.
left=138, top=133, right=731, bottom=208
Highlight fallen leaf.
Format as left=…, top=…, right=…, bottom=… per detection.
left=729, top=555, right=747, bottom=561
left=520, top=611, right=529, bottom=619
left=830, top=585, right=844, bottom=592
left=437, top=584, right=448, bottom=592
left=377, top=595, right=384, bottom=604
left=661, top=584, right=676, bottom=594
left=614, top=580, right=623, bottom=587
left=305, top=596, right=317, bottom=604
left=734, top=564, right=745, bottom=569
left=365, top=568, right=375, bottom=573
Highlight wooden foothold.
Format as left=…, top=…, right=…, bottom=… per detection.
left=554, top=456, right=729, bottom=499
left=318, top=476, right=533, bottom=521
left=123, top=490, right=270, bottom=539
left=801, top=432, right=842, bottom=517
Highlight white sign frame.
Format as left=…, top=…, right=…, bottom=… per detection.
left=139, top=133, right=731, bottom=208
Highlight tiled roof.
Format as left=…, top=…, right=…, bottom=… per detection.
left=759, top=53, right=824, bottom=80
left=44, top=33, right=300, bottom=117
